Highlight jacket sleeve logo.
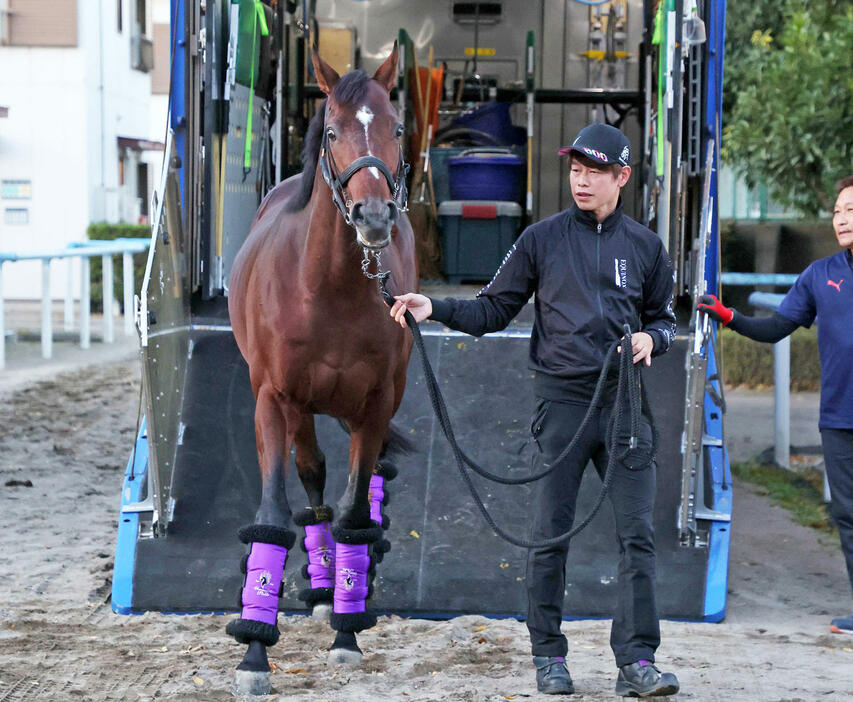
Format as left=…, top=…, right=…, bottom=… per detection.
left=614, top=258, right=627, bottom=288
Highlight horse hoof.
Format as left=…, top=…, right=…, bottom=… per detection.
left=327, top=647, right=363, bottom=666
left=233, top=669, right=271, bottom=696
left=312, top=603, right=332, bottom=622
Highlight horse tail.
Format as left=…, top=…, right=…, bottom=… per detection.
left=382, top=420, right=415, bottom=456
left=335, top=418, right=415, bottom=456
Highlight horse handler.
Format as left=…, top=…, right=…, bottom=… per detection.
left=698, top=175, right=853, bottom=637
left=391, top=123, right=680, bottom=697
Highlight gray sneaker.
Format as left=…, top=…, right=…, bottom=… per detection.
left=615, top=660, right=679, bottom=697
left=533, top=655, right=575, bottom=695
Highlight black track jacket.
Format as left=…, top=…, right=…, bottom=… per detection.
left=429, top=200, right=677, bottom=401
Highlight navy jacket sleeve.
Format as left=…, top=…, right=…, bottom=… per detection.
left=428, top=230, right=537, bottom=336
left=640, top=243, right=677, bottom=355
left=728, top=311, right=799, bottom=342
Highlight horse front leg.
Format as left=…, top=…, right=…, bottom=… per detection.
left=291, top=413, right=336, bottom=621
left=327, top=408, right=390, bottom=665
left=227, top=387, right=297, bottom=697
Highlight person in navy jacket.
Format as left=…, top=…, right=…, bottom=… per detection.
left=699, top=175, right=853, bottom=637
left=391, top=124, right=679, bottom=697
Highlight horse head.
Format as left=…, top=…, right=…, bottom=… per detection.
left=312, top=44, right=407, bottom=250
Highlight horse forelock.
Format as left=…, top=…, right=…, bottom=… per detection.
left=286, top=70, right=392, bottom=213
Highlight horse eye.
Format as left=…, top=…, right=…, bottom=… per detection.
left=326, top=127, right=336, bottom=141
left=394, top=124, right=404, bottom=138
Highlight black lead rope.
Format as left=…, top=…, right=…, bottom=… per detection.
left=379, top=276, right=648, bottom=549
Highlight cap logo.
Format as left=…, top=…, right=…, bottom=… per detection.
left=619, top=145, right=630, bottom=164
left=582, top=147, right=608, bottom=161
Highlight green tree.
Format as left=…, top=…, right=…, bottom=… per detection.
left=722, top=0, right=786, bottom=118
left=722, top=0, right=853, bottom=216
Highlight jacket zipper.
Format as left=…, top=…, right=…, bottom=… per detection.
left=595, top=223, right=605, bottom=346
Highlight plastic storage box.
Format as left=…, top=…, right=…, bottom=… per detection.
left=438, top=200, right=523, bottom=284
left=448, top=149, right=524, bottom=202
left=448, top=102, right=526, bottom=146
left=431, top=145, right=524, bottom=204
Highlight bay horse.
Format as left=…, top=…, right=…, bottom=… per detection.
left=225, top=45, right=417, bottom=696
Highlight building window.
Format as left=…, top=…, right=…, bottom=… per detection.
left=136, top=0, right=146, bottom=32
left=1, top=179, right=32, bottom=199
left=2, top=0, right=78, bottom=47
left=4, top=208, right=29, bottom=225
left=131, top=0, right=153, bottom=72
left=137, top=163, right=149, bottom=219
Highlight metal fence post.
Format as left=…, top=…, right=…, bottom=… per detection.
left=122, top=251, right=134, bottom=336
left=80, top=256, right=91, bottom=349
left=0, top=262, right=5, bottom=370
left=773, top=336, right=790, bottom=469
left=41, top=258, right=53, bottom=360
left=102, top=254, right=114, bottom=344
left=64, top=257, right=75, bottom=331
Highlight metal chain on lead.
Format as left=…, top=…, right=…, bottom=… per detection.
left=361, top=247, right=385, bottom=279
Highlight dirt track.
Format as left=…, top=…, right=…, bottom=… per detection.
left=1, top=359, right=852, bottom=701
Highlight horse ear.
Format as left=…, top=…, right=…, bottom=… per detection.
left=372, top=41, right=399, bottom=93
left=311, top=49, right=340, bottom=95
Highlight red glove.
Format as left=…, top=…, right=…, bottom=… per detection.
left=697, top=294, right=733, bottom=326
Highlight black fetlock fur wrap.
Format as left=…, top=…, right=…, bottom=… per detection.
left=373, top=461, right=398, bottom=481
left=331, top=524, right=383, bottom=545
left=292, top=505, right=334, bottom=527
left=298, top=586, right=334, bottom=607
left=226, top=618, right=280, bottom=646
left=238, top=524, right=296, bottom=549
left=329, top=609, right=377, bottom=633
left=371, top=538, right=392, bottom=565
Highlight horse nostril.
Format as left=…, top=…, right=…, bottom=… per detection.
left=350, top=202, right=365, bottom=224
left=386, top=201, right=398, bottom=223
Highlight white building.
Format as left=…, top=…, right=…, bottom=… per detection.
left=0, top=0, right=170, bottom=299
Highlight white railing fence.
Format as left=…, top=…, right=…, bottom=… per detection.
left=0, top=238, right=150, bottom=369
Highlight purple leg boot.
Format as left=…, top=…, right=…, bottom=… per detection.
left=226, top=524, right=296, bottom=646
left=329, top=523, right=383, bottom=635
left=369, top=462, right=396, bottom=564
left=293, top=505, right=336, bottom=611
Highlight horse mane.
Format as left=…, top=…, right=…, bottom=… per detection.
left=285, top=70, right=374, bottom=213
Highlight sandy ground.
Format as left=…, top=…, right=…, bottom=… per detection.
left=1, top=358, right=852, bottom=702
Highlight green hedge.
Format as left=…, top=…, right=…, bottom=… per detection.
left=719, top=326, right=820, bottom=391
left=86, top=223, right=150, bottom=313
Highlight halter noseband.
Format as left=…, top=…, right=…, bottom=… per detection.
left=318, top=108, right=409, bottom=227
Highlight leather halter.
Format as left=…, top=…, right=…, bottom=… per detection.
left=318, top=108, right=409, bottom=227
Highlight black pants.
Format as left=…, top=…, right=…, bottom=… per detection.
left=525, top=396, right=660, bottom=667
left=822, top=428, right=853, bottom=598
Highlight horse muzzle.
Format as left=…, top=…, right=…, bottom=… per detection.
left=351, top=197, right=398, bottom=250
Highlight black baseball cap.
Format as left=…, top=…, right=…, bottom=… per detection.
left=558, top=123, right=631, bottom=166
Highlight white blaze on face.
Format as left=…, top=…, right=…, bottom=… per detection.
left=355, top=105, right=380, bottom=179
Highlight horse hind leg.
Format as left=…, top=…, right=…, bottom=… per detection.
left=291, top=414, right=336, bottom=621
left=226, top=388, right=297, bottom=697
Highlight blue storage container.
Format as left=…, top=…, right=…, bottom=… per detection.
left=448, top=148, right=524, bottom=202
left=449, top=102, right=525, bottom=146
